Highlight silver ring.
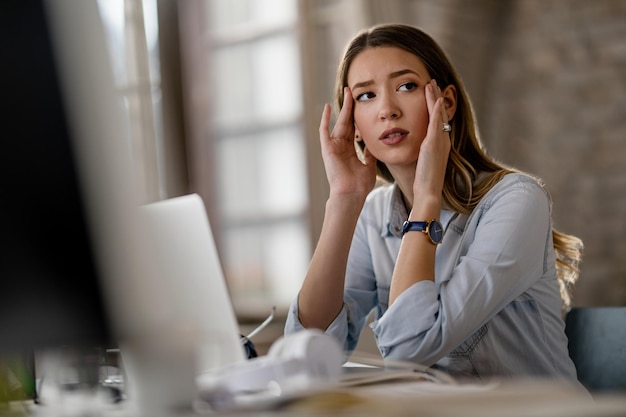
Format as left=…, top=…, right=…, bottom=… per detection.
left=442, top=123, right=452, bottom=132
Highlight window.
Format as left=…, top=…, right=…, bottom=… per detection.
left=201, top=0, right=310, bottom=315
left=97, top=0, right=312, bottom=319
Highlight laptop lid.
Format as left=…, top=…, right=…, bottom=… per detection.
left=137, top=193, right=247, bottom=372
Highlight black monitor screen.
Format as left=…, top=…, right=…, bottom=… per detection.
left=0, top=0, right=113, bottom=353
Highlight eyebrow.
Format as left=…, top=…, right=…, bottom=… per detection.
left=351, top=69, right=420, bottom=91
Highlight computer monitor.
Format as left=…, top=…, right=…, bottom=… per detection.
left=0, top=0, right=122, bottom=403
left=0, top=0, right=113, bottom=354
left=1, top=0, right=242, bottom=409
left=2, top=1, right=250, bottom=410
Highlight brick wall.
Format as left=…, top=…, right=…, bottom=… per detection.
left=481, top=0, right=626, bottom=307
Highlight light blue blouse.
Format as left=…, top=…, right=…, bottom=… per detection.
left=286, top=173, right=579, bottom=381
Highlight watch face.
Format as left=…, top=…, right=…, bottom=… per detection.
left=428, top=220, right=444, bottom=244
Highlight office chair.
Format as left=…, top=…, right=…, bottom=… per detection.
left=565, top=306, right=626, bottom=393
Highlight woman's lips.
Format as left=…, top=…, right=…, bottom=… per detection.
left=379, top=128, right=408, bottom=145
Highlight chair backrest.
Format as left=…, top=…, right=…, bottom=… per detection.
left=565, top=307, right=626, bottom=393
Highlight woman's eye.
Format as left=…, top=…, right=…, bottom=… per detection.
left=398, top=82, right=418, bottom=92
left=355, top=91, right=375, bottom=102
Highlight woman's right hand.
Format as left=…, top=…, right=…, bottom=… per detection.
left=319, top=87, right=377, bottom=199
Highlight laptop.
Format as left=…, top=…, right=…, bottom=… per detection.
left=121, top=193, right=247, bottom=410
left=137, top=193, right=246, bottom=370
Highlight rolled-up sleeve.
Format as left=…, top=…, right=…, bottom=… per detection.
left=373, top=280, right=440, bottom=357
left=284, top=294, right=358, bottom=353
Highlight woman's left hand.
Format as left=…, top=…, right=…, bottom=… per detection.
left=412, top=79, right=452, bottom=202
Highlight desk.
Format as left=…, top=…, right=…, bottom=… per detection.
left=282, top=379, right=626, bottom=417
left=12, top=377, right=626, bottom=417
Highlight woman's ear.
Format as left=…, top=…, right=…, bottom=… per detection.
left=442, top=84, right=457, bottom=121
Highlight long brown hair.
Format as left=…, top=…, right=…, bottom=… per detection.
left=334, top=23, right=582, bottom=311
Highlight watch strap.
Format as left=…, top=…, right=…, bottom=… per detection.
left=402, top=219, right=444, bottom=244
left=402, top=221, right=427, bottom=235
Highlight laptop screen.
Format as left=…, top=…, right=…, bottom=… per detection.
left=138, top=193, right=247, bottom=372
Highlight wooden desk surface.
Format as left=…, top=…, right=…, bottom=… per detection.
left=280, top=379, right=626, bottom=417
left=11, top=377, right=626, bottom=417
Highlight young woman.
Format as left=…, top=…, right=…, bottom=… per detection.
left=285, top=23, right=583, bottom=381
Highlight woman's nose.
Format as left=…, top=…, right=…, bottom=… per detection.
left=378, top=94, right=401, bottom=120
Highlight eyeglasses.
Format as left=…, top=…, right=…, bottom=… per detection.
left=240, top=306, right=276, bottom=359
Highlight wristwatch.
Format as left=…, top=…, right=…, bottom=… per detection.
left=401, top=219, right=444, bottom=244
